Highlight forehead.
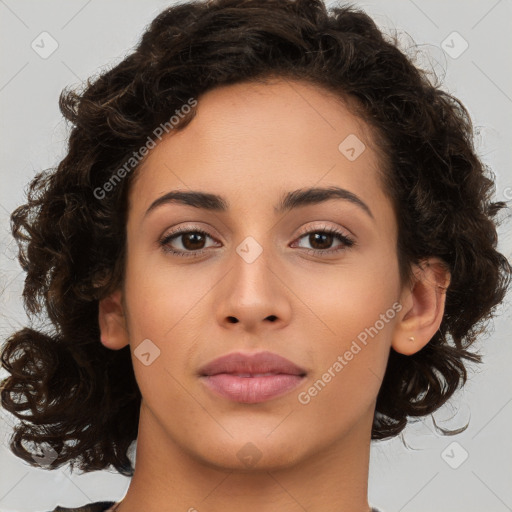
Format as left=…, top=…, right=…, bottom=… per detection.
left=129, top=79, right=390, bottom=221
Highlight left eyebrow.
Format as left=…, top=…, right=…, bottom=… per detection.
left=275, top=186, right=373, bottom=219
left=143, top=185, right=374, bottom=220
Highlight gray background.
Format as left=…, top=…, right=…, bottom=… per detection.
left=0, top=1, right=511, bottom=511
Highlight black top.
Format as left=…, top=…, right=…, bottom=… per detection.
left=49, top=502, right=115, bottom=512
left=49, top=502, right=383, bottom=511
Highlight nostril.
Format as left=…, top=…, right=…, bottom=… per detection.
left=227, top=316, right=239, bottom=323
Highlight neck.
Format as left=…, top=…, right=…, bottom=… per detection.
left=116, top=400, right=374, bottom=512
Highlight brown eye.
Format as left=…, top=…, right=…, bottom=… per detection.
left=180, top=232, right=207, bottom=250
left=293, top=228, right=355, bottom=255
left=307, top=232, right=335, bottom=250
left=160, top=229, right=218, bottom=257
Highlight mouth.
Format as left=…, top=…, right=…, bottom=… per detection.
left=198, top=351, right=307, bottom=404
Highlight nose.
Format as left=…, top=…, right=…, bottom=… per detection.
left=214, top=238, right=292, bottom=332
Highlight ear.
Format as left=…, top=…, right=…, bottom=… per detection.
left=98, top=289, right=130, bottom=350
left=392, top=257, right=451, bottom=356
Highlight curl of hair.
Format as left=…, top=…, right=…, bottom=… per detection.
left=1, top=0, right=510, bottom=474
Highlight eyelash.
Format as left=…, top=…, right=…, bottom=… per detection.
left=159, top=225, right=355, bottom=259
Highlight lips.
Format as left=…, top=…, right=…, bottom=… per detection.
left=198, top=351, right=307, bottom=403
left=198, top=350, right=307, bottom=377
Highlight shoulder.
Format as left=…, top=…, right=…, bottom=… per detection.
left=47, top=501, right=116, bottom=512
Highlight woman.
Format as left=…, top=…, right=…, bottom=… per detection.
left=1, top=1, right=510, bottom=511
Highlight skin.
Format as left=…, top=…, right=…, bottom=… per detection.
left=99, top=78, right=450, bottom=512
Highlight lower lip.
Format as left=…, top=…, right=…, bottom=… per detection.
left=200, top=373, right=305, bottom=403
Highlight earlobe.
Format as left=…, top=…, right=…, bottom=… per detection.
left=98, top=289, right=130, bottom=350
left=392, top=257, right=451, bottom=356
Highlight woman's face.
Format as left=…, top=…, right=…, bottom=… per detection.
left=113, top=79, right=407, bottom=470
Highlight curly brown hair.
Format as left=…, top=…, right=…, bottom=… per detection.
left=1, top=0, right=510, bottom=477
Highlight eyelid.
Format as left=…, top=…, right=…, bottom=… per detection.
left=161, top=222, right=222, bottom=241
left=294, top=222, right=354, bottom=240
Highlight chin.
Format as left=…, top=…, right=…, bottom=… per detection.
left=189, top=432, right=308, bottom=472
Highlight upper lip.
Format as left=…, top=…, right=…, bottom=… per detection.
left=198, top=351, right=307, bottom=377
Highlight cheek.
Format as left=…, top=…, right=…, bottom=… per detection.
left=295, top=284, right=398, bottom=440
left=300, top=251, right=400, bottom=397
left=123, top=249, right=209, bottom=339
left=301, top=253, right=400, bottom=340
left=122, top=258, right=216, bottom=394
